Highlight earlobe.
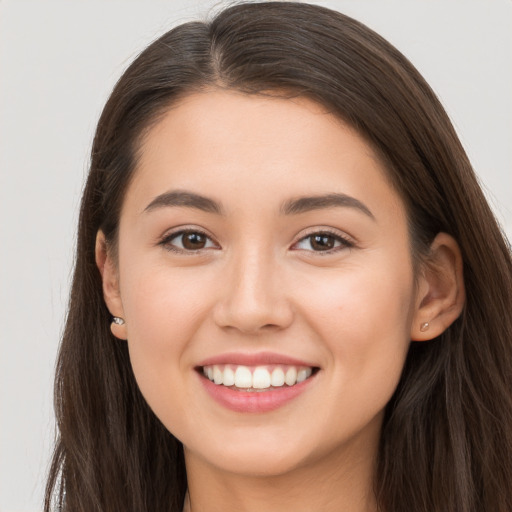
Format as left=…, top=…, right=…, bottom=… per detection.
left=95, top=231, right=127, bottom=340
left=411, top=232, right=465, bottom=341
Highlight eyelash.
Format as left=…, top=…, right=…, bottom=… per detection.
left=291, top=229, right=354, bottom=254
left=159, top=228, right=218, bottom=254
left=159, top=228, right=354, bottom=255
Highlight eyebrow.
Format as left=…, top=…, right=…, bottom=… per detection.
left=143, top=190, right=374, bottom=220
left=281, top=193, right=375, bottom=220
left=144, top=190, right=224, bottom=215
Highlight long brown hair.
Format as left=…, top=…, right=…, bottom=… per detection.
left=45, top=2, right=512, bottom=511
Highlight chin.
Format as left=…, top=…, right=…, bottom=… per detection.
left=207, top=448, right=307, bottom=478
left=183, top=428, right=322, bottom=478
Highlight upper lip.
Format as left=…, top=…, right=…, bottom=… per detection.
left=197, top=351, right=318, bottom=368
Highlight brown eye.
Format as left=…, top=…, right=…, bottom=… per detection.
left=182, top=232, right=207, bottom=250
left=162, top=230, right=218, bottom=252
left=293, top=231, right=353, bottom=252
left=310, top=234, right=336, bottom=250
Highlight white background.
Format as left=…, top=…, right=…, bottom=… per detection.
left=0, top=1, right=510, bottom=510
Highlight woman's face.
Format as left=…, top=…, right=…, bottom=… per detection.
left=106, top=90, right=420, bottom=477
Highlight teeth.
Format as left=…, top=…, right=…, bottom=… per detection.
left=202, top=364, right=314, bottom=390
left=213, top=365, right=223, bottom=385
left=285, top=367, right=297, bottom=386
left=297, top=368, right=312, bottom=383
left=223, top=366, right=235, bottom=386
left=234, top=366, right=253, bottom=388
left=253, top=367, right=271, bottom=389
left=271, top=368, right=285, bottom=387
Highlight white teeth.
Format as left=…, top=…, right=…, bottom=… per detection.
left=252, top=367, right=271, bottom=389
left=223, top=366, right=235, bottom=386
left=202, top=364, right=314, bottom=389
left=213, top=365, right=223, bottom=385
left=296, top=368, right=312, bottom=383
left=271, top=368, right=285, bottom=387
left=285, top=367, right=298, bottom=386
left=234, top=366, right=253, bottom=388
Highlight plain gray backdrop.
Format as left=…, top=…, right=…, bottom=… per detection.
left=0, top=1, right=510, bottom=510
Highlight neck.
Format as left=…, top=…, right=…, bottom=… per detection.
left=183, top=435, right=379, bottom=512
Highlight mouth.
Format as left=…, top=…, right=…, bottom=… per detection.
left=195, top=352, right=320, bottom=412
left=199, top=364, right=318, bottom=392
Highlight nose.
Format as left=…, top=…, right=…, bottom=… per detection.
left=212, top=249, right=294, bottom=334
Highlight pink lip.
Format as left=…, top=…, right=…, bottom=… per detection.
left=199, top=375, right=317, bottom=413
left=196, top=353, right=319, bottom=413
left=197, top=351, right=316, bottom=368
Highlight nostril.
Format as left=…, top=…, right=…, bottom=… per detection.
left=211, top=281, right=294, bottom=333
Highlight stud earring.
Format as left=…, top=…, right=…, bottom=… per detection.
left=112, top=316, right=125, bottom=326
left=420, top=321, right=430, bottom=332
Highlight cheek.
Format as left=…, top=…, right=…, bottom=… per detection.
left=296, top=256, right=414, bottom=391
left=296, top=270, right=413, bottom=443
left=122, top=261, right=213, bottom=341
left=299, top=260, right=414, bottom=337
left=118, top=263, right=215, bottom=410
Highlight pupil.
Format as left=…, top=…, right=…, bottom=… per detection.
left=183, top=233, right=206, bottom=250
left=311, top=234, right=334, bottom=250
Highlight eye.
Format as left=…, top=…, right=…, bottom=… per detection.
left=292, top=231, right=353, bottom=252
left=160, top=229, right=219, bottom=252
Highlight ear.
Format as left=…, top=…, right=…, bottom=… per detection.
left=411, top=232, right=465, bottom=341
left=95, top=230, right=127, bottom=340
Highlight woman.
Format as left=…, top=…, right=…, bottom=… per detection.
left=44, top=2, right=512, bottom=511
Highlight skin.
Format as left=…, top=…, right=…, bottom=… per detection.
left=96, top=90, right=465, bottom=512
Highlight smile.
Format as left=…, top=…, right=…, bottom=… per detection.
left=197, top=357, right=319, bottom=413
left=201, top=364, right=315, bottom=391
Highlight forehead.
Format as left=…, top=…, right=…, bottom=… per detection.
left=126, top=90, right=405, bottom=222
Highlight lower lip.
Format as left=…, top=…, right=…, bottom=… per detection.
left=198, top=372, right=317, bottom=413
